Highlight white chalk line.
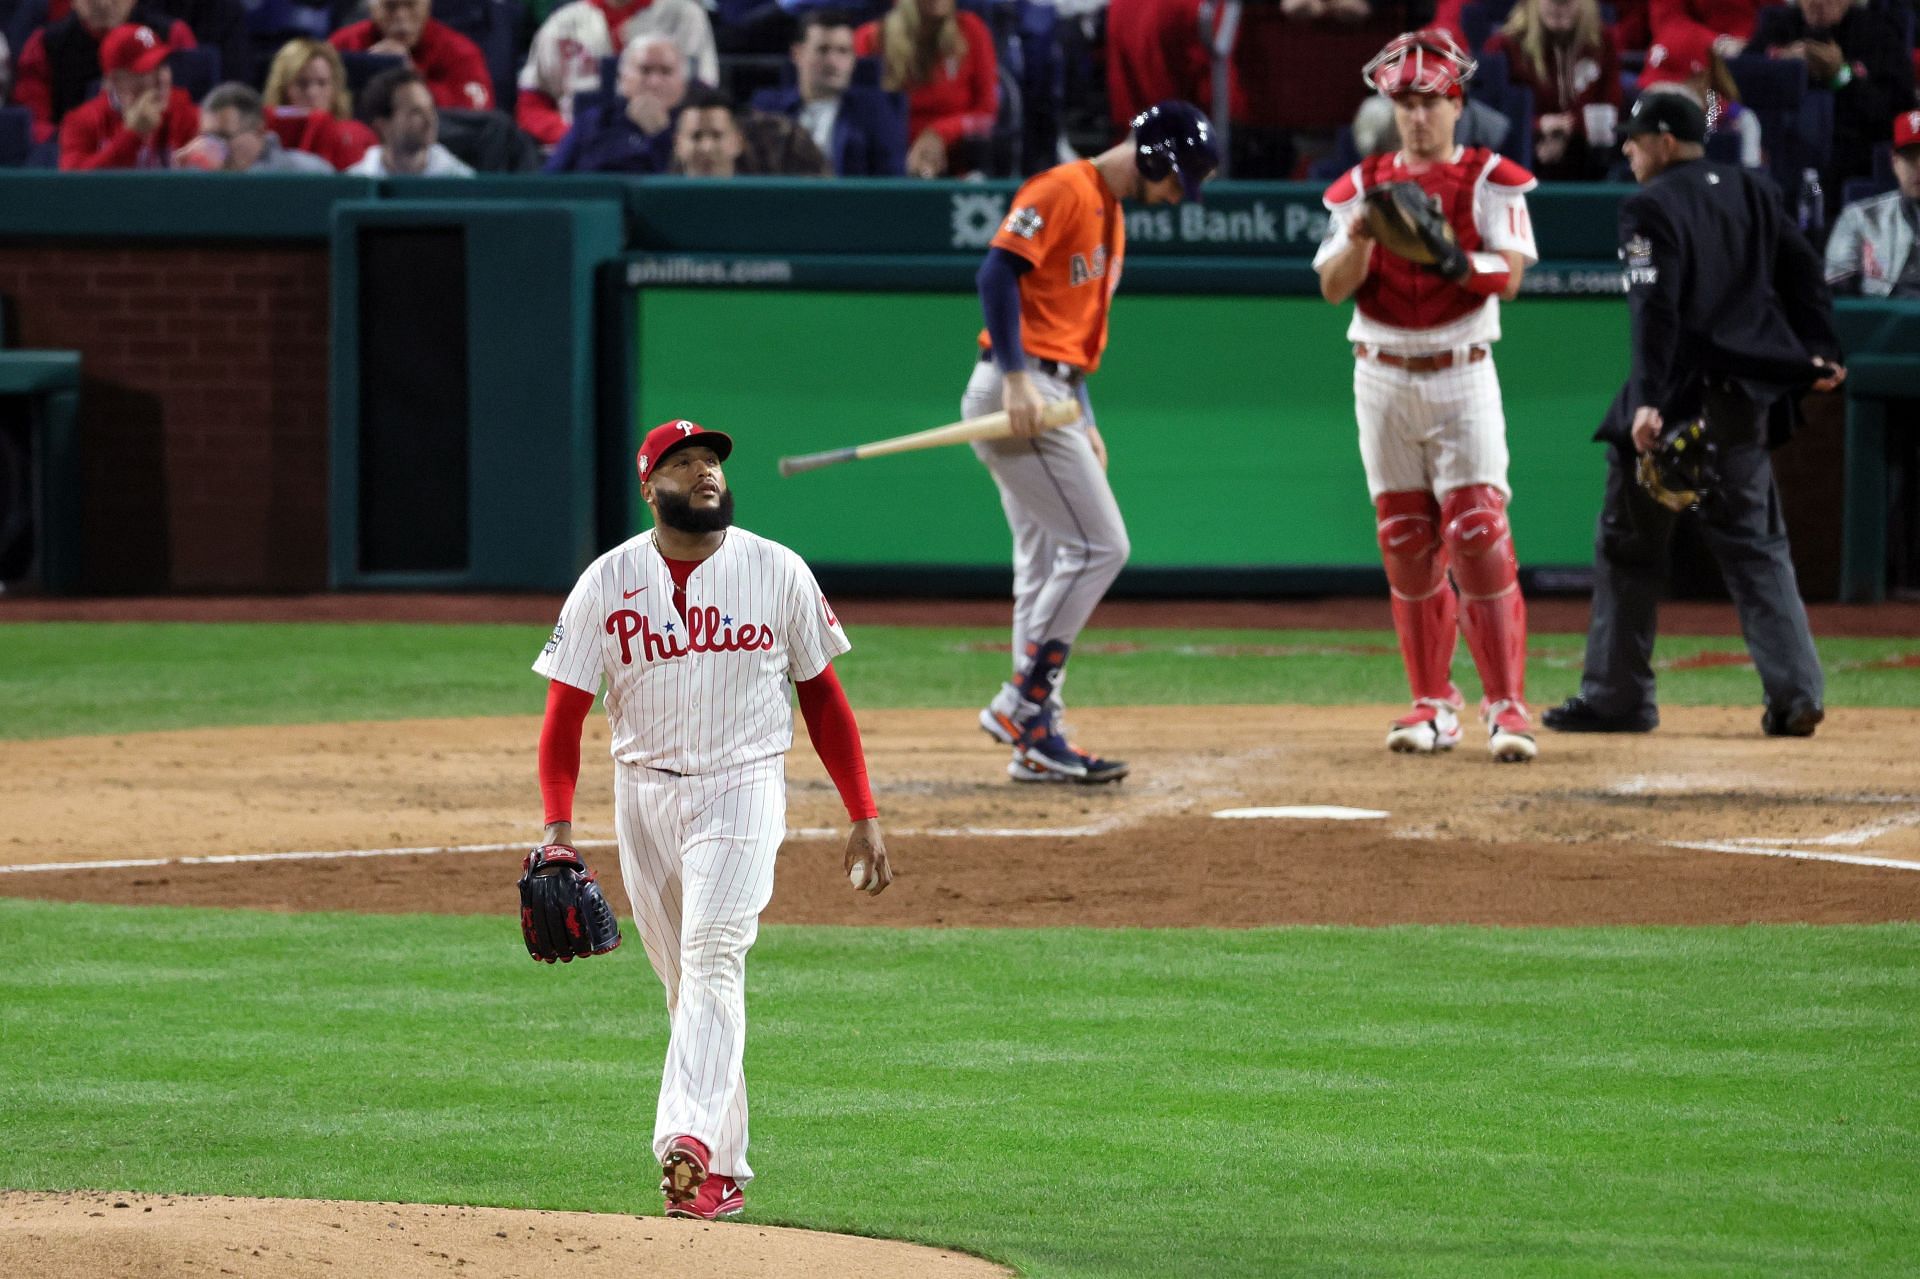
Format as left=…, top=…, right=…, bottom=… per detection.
left=0, top=824, right=1118, bottom=877
left=1665, top=840, right=1920, bottom=873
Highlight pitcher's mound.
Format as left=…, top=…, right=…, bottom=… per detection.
left=0, top=1190, right=1014, bottom=1279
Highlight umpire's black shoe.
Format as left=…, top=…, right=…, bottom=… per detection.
left=1761, top=699, right=1824, bottom=738
left=1542, top=696, right=1659, bottom=733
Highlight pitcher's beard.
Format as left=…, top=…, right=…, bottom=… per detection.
left=656, top=488, right=734, bottom=533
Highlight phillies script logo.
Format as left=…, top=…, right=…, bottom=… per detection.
left=606, top=607, right=775, bottom=665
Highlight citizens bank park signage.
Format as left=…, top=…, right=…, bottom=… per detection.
left=946, top=190, right=1330, bottom=255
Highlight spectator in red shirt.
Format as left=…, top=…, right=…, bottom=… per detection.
left=13, top=0, right=195, bottom=143
left=1484, top=0, right=1623, bottom=180
left=1105, top=0, right=1226, bottom=134
left=1650, top=0, right=1775, bottom=58
left=58, top=22, right=198, bottom=168
left=1639, top=26, right=1763, bottom=167
left=330, top=0, right=494, bottom=112
left=855, top=0, right=996, bottom=177
left=261, top=37, right=378, bottom=169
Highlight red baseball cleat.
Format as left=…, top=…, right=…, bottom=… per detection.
left=666, top=1173, right=743, bottom=1220
left=659, top=1134, right=711, bottom=1207
left=1484, top=698, right=1538, bottom=763
left=1386, top=698, right=1463, bottom=754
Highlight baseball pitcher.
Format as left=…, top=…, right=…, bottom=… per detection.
left=531, top=419, right=893, bottom=1220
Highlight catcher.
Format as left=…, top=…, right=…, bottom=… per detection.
left=1544, top=91, right=1845, bottom=739
left=1313, top=28, right=1542, bottom=763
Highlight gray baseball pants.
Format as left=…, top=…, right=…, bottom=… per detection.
left=962, top=358, right=1130, bottom=676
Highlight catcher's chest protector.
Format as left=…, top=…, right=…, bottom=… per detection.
left=1357, top=148, right=1493, bottom=330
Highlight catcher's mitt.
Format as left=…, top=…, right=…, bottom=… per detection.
left=1363, top=182, right=1470, bottom=281
left=1637, top=418, right=1719, bottom=513
left=517, top=845, right=622, bottom=963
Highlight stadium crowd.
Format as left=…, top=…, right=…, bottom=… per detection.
left=0, top=0, right=1914, bottom=266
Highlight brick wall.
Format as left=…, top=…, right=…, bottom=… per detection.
left=0, top=245, right=331, bottom=592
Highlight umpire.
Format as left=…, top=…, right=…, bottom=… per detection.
left=1545, top=92, right=1847, bottom=739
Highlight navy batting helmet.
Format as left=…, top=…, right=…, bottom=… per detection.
left=1130, top=100, right=1218, bottom=202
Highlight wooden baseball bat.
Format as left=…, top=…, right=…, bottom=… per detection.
left=777, top=400, right=1082, bottom=478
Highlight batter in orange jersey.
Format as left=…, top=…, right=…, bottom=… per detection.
left=963, top=100, right=1217, bottom=786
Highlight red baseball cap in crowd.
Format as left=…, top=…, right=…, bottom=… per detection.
left=1639, top=28, right=1713, bottom=88
left=99, top=24, right=171, bottom=76
left=1896, top=110, right=1920, bottom=152
left=637, top=419, right=733, bottom=479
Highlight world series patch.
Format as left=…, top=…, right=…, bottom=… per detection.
left=1003, top=206, right=1044, bottom=240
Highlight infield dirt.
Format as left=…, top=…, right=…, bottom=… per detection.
left=4, top=705, right=1917, bottom=926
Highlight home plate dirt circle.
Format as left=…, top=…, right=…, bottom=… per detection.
left=0, top=1191, right=1013, bottom=1279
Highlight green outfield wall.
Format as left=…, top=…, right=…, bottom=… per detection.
left=0, top=174, right=1910, bottom=596
left=633, top=290, right=1629, bottom=573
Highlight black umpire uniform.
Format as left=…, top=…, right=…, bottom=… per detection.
left=1547, top=93, right=1841, bottom=738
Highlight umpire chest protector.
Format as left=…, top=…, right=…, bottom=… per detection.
left=1353, top=148, right=1499, bottom=331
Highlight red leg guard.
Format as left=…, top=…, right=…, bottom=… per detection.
left=1441, top=484, right=1527, bottom=704
left=1376, top=491, right=1460, bottom=704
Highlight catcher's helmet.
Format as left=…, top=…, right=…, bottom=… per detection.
left=1363, top=29, right=1477, bottom=99
left=1130, top=99, right=1218, bottom=202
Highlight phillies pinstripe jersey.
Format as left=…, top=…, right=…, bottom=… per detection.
left=534, top=527, right=849, bottom=775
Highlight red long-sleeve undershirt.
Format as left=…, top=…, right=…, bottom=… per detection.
left=536, top=666, right=878, bottom=825
left=793, top=664, right=880, bottom=822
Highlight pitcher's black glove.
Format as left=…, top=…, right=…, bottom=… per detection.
left=1364, top=181, right=1471, bottom=281
left=517, top=845, right=622, bottom=963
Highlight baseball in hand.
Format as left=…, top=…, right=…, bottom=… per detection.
left=848, top=860, right=868, bottom=889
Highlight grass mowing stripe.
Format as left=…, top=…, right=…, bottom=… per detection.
left=1, top=623, right=1916, bottom=740
left=0, top=900, right=1915, bottom=1277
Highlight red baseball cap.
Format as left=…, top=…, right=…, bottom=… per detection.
left=637, top=418, right=733, bottom=480
left=1896, top=110, right=1920, bottom=152
left=1640, top=28, right=1713, bottom=88
left=99, top=24, right=170, bottom=76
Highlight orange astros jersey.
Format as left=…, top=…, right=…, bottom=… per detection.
left=977, top=160, right=1126, bottom=374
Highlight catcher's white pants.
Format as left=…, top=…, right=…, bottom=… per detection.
left=614, top=755, right=785, bottom=1185
left=1354, top=349, right=1512, bottom=500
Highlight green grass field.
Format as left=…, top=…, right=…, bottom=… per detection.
left=3, top=620, right=1918, bottom=1275
left=1, top=902, right=1916, bottom=1277
left=2, top=622, right=1916, bottom=739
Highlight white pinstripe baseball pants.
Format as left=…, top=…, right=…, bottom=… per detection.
left=1354, top=350, right=1512, bottom=499
left=615, top=755, right=786, bottom=1184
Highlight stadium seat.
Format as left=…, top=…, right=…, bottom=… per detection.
left=987, top=59, right=1023, bottom=178
left=1870, top=141, right=1892, bottom=185
left=1473, top=49, right=1510, bottom=93
left=245, top=0, right=333, bottom=39
left=1840, top=175, right=1894, bottom=205
left=568, top=89, right=611, bottom=122
left=1726, top=54, right=1806, bottom=110
left=1307, top=125, right=1362, bottom=182
left=1704, top=130, right=1743, bottom=164
left=0, top=107, right=30, bottom=169
left=1459, top=2, right=1493, bottom=53
left=4, top=0, right=45, bottom=68
left=437, top=107, right=541, bottom=171
left=716, top=52, right=786, bottom=103
left=165, top=47, right=222, bottom=103
left=433, top=0, right=523, bottom=111
left=1494, top=82, right=1534, bottom=167
left=342, top=51, right=407, bottom=97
